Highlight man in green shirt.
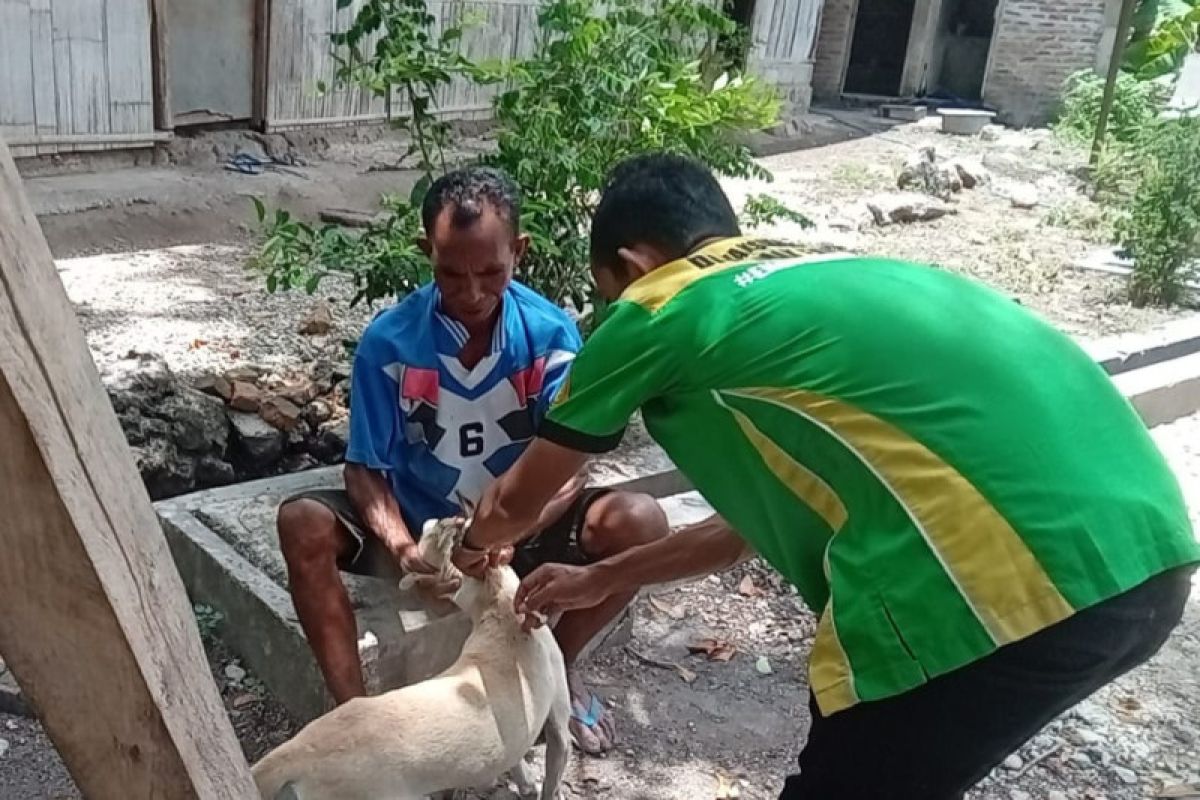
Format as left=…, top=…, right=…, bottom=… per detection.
left=454, top=153, right=1198, bottom=798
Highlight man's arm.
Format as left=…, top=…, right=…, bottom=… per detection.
left=464, top=437, right=590, bottom=550
left=513, top=515, right=751, bottom=621
left=344, top=463, right=433, bottom=575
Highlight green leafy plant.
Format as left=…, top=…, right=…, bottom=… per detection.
left=741, top=193, right=815, bottom=230
left=482, top=0, right=780, bottom=309
left=1125, top=0, right=1200, bottom=81
left=1115, top=116, right=1200, bottom=306
left=252, top=0, right=786, bottom=317
left=1054, top=69, right=1169, bottom=145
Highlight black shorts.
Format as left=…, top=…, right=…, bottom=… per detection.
left=286, top=487, right=612, bottom=579
left=780, top=564, right=1195, bottom=799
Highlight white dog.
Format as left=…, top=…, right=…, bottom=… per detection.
left=251, top=517, right=572, bottom=800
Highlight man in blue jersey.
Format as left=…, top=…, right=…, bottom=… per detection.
left=277, top=167, right=668, bottom=753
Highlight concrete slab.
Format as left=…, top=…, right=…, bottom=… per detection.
left=1081, top=314, right=1200, bottom=376
left=155, top=438, right=714, bottom=723
left=1113, top=351, right=1200, bottom=428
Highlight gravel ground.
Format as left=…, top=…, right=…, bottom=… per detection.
left=54, top=121, right=1196, bottom=385
left=3, top=414, right=1197, bottom=799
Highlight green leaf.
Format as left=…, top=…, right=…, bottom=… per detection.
left=409, top=173, right=433, bottom=208
left=252, top=196, right=266, bottom=224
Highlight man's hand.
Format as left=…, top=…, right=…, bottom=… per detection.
left=452, top=545, right=514, bottom=580
left=514, top=563, right=613, bottom=632
left=395, top=542, right=437, bottom=576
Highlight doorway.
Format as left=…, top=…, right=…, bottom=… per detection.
left=927, top=0, right=999, bottom=99
left=842, top=0, right=916, bottom=96
left=167, top=0, right=257, bottom=126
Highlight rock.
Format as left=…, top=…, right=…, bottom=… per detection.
left=865, top=192, right=955, bottom=226
left=224, top=365, right=261, bottom=383
left=951, top=159, right=990, bottom=189
left=1008, top=182, right=1040, bottom=209
left=311, top=419, right=349, bottom=464
left=1009, top=791, right=1032, bottom=800
left=0, top=737, right=8, bottom=759
left=195, top=455, right=236, bottom=487
left=229, top=411, right=285, bottom=467
left=299, top=301, right=334, bottom=335
left=302, top=399, right=334, bottom=427
left=194, top=373, right=233, bottom=401
left=1070, top=728, right=1103, bottom=746
left=1002, top=753, right=1024, bottom=770
left=755, top=656, right=773, bottom=675
left=138, top=439, right=196, bottom=499
left=277, top=377, right=319, bottom=406
left=228, top=380, right=263, bottom=412
left=162, top=389, right=229, bottom=453
left=260, top=396, right=303, bottom=431
left=1047, top=792, right=1069, bottom=800
left=102, top=351, right=174, bottom=413
left=280, top=453, right=320, bottom=473
left=1112, top=766, right=1137, bottom=785
left=224, top=664, right=246, bottom=684
left=896, top=146, right=962, bottom=200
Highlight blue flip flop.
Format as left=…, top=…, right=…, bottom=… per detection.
left=570, top=693, right=607, bottom=753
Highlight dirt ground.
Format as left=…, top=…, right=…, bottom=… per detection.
left=2, top=413, right=1198, bottom=800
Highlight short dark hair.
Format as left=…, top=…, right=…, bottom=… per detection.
left=589, top=153, right=741, bottom=271
left=421, top=166, right=522, bottom=235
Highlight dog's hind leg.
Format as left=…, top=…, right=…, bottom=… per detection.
left=539, top=700, right=571, bottom=800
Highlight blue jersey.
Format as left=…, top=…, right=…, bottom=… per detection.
left=346, top=281, right=581, bottom=533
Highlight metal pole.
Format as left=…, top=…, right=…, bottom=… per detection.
left=1091, top=0, right=1140, bottom=166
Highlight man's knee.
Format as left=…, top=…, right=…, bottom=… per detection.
left=580, top=492, right=668, bottom=558
left=277, top=498, right=343, bottom=567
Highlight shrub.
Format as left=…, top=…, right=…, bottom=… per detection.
left=252, top=0, right=785, bottom=317
left=1054, top=69, right=1170, bottom=145
left=1116, top=116, right=1200, bottom=306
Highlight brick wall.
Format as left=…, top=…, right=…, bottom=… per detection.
left=984, top=0, right=1108, bottom=126
left=811, top=0, right=855, bottom=100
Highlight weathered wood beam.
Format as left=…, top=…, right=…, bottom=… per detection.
left=0, top=139, right=255, bottom=797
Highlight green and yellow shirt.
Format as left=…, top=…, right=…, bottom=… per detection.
left=541, top=237, right=1198, bottom=716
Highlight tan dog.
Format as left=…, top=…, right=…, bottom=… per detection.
left=251, top=517, right=572, bottom=800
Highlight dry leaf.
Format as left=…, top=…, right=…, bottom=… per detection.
left=675, top=664, right=697, bottom=683
left=189, top=338, right=209, bottom=350
left=649, top=595, right=686, bottom=620
left=738, top=575, right=765, bottom=598
left=715, top=773, right=741, bottom=799
left=689, top=637, right=737, bottom=662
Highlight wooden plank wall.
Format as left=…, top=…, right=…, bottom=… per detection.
left=747, top=0, right=823, bottom=114
left=0, top=0, right=157, bottom=157
left=265, top=0, right=542, bottom=131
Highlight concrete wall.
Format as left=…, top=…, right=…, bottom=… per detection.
left=982, top=0, right=1109, bottom=126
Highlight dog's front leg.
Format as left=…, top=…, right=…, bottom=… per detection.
left=509, top=758, right=539, bottom=798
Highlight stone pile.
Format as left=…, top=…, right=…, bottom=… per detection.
left=103, top=351, right=351, bottom=499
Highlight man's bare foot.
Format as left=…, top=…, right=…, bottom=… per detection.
left=567, top=669, right=616, bottom=755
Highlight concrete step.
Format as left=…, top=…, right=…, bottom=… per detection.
left=1113, top=351, right=1200, bottom=429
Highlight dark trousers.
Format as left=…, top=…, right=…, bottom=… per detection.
left=781, top=566, right=1195, bottom=800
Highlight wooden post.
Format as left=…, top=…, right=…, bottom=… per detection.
left=0, top=140, right=255, bottom=797
left=150, top=0, right=174, bottom=131
left=1091, top=0, right=1138, bottom=166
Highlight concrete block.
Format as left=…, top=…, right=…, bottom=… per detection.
left=154, top=443, right=713, bottom=724
left=158, top=468, right=471, bottom=722
left=881, top=104, right=927, bottom=121
left=1112, top=351, right=1200, bottom=429
left=1083, top=314, right=1200, bottom=376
